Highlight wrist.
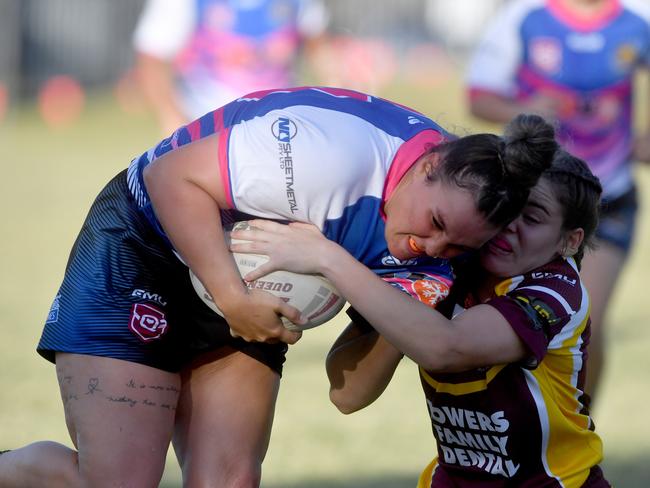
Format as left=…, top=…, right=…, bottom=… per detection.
left=318, top=240, right=350, bottom=280
left=210, top=279, right=249, bottom=315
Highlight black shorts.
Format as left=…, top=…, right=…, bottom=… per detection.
left=37, top=170, right=287, bottom=374
left=596, top=186, right=638, bottom=253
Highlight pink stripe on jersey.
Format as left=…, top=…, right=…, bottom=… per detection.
left=238, top=87, right=306, bottom=100
left=208, top=106, right=234, bottom=209
left=218, top=128, right=233, bottom=208
left=548, top=0, right=621, bottom=32
left=517, top=65, right=575, bottom=98
left=381, top=130, right=446, bottom=217
left=213, top=104, right=225, bottom=132
left=186, top=119, right=202, bottom=141
left=308, top=86, right=372, bottom=101
left=239, top=86, right=372, bottom=102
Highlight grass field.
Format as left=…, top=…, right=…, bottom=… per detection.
left=1, top=79, right=649, bottom=487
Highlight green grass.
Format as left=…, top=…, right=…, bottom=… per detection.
left=1, top=80, right=649, bottom=488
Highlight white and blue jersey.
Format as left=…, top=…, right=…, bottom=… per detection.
left=128, top=86, right=454, bottom=280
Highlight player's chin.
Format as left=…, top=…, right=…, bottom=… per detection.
left=479, top=253, right=513, bottom=277
left=387, top=241, right=410, bottom=260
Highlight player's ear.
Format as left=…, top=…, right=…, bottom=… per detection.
left=421, top=152, right=441, bottom=180
left=561, top=227, right=584, bottom=257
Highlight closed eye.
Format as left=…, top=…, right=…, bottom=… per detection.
left=432, top=215, right=443, bottom=230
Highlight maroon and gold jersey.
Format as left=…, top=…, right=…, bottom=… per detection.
left=417, top=257, right=608, bottom=487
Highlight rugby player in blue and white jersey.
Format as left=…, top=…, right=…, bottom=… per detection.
left=0, top=87, right=556, bottom=487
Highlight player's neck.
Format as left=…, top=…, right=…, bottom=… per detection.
left=554, top=0, right=615, bottom=17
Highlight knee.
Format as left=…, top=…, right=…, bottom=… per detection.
left=32, top=441, right=81, bottom=487
left=1, top=441, right=81, bottom=488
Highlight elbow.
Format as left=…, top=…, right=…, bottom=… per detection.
left=329, top=388, right=365, bottom=415
left=415, top=336, right=465, bottom=373
left=417, top=355, right=453, bottom=373
left=469, top=103, right=483, bottom=120
left=468, top=98, right=492, bottom=122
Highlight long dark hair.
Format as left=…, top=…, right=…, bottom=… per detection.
left=543, top=149, right=603, bottom=266
left=429, top=114, right=558, bottom=228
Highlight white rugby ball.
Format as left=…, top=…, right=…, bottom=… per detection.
left=189, top=221, right=345, bottom=331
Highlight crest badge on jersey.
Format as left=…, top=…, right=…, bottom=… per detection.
left=615, top=44, right=638, bottom=72
left=529, top=38, right=562, bottom=75
left=129, top=303, right=169, bottom=342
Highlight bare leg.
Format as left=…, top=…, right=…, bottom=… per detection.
left=0, top=353, right=181, bottom=488
left=0, top=442, right=80, bottom=488
left=173, top=347, right=281, bottom=488
left=580, top=243, right=626, bottom=405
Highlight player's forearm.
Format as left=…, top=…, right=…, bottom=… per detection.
left=316, top=244, right=459, bottom=371
left=469, top=91, right=526, bottom=125
left=135, top=53, right=188, bottom=133
left=326, top=324, right=403, bottom=414
left=633, top=129, right=650, bottom=163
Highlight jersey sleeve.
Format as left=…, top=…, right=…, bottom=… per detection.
left=465, top=0, right=532, bottom=97
left=132, top=0, right=195, bottom=59
left=625, top=0, right=650, bottom=66
left=485, top=263, right=583, bottom=369
left=345, top=269, right=453, bottom=333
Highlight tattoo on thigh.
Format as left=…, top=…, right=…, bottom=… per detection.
left=86, top=378, right=101, bottom=395
left=60, top=375, right=180, bottom=411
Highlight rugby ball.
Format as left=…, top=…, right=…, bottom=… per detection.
left=189, top=221, right=345, bottom=331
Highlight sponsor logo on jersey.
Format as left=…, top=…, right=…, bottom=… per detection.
left=272, top=117, right=298, bottom=142
left=46, top=294, right=61, bottom=324
left=129, top=303, right=169, bottom=342
left=566, top=32, right=604, bottom=53
left=529, top=37, right=562, bottom=75
left=408, top=116, right=423, bottom=125
left=274, top=117, right=299, bottom=213
left=381, top=255, right=419, bottom=266
left=131, top=289, right=168, bottom=306
left=531, top=271, right=576, bottom=286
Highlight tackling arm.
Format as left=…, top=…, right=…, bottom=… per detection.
left=232, top=220, right=527, bottom=370
left=326, top=321, right=403, bottom=414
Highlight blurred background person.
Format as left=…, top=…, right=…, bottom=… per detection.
left=424, top=0, right=505, bottom=58
left=465, top=0, right=650, bottom=404
left=132, top=0, right=329, bottom=134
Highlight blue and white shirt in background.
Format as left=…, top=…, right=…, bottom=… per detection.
left=467, top=0, right=650, bottom=199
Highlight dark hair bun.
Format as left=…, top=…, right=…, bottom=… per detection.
left=502, top=114, right=558, bottom=190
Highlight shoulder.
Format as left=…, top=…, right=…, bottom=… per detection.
left=488, top=258, right=585, bottom=344
left=622, top=0, right=650, bottom=24
left=487, top=0, right=547, bottom=30
left=485, top=258, right=585, bottom=365
left=498, top=258, right=583, bottom=315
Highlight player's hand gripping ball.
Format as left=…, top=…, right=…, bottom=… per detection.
left=190, top=221, right=346, bottom=331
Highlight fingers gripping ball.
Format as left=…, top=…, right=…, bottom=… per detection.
left=190, top=221, right=346, bottom=331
